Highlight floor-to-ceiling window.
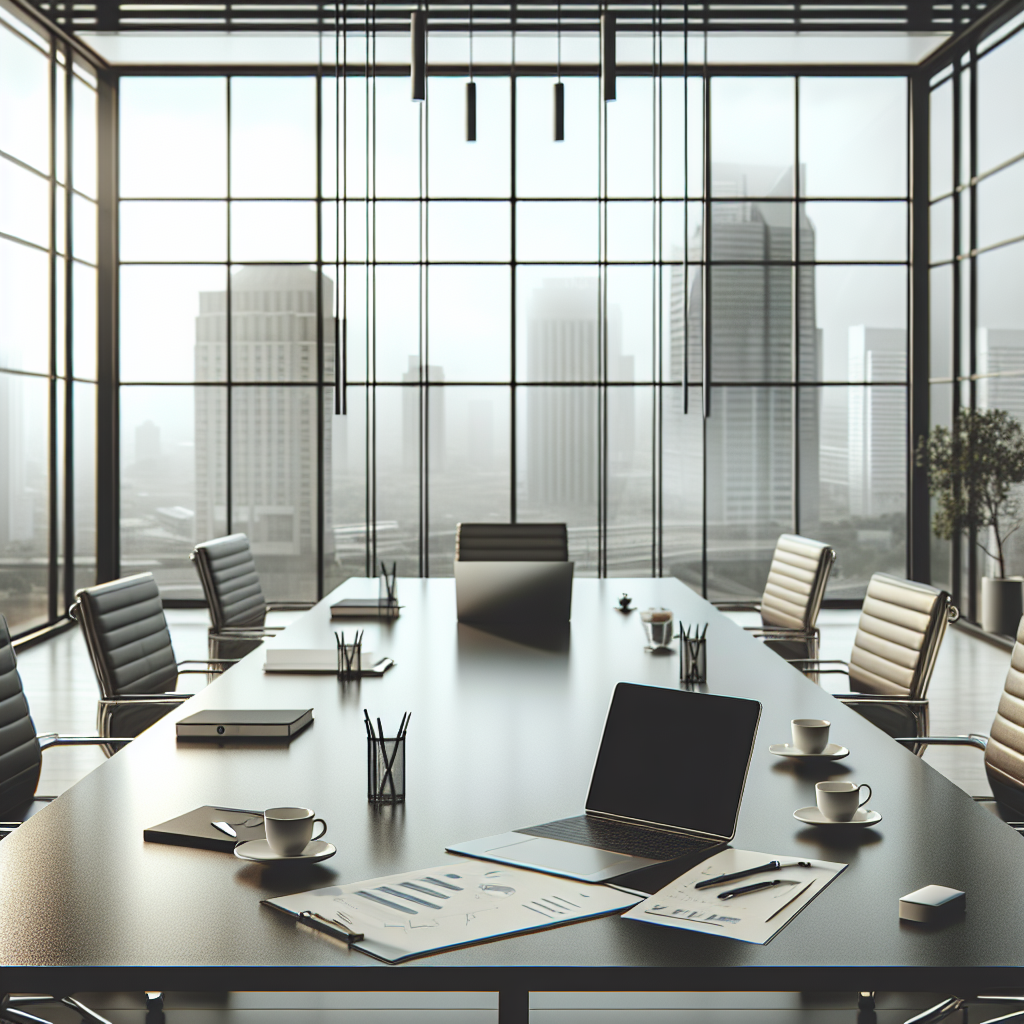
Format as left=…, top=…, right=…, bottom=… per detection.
left=0, top=2, right=97, bottom=637
left=927, top=8, right=1024, bottom=620
left=115, top=36, right=912, bottom=605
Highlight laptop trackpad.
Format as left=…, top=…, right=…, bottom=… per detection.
left=486, top=836, right=632, bottom=873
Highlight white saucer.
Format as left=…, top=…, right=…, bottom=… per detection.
left=770, top=742, right=850, bottom=761
left=233, top=839, right=337, bottom=864
left=793, top=806, right=882, bottom=828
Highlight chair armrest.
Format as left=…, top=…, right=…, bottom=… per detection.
left=37, top=734, right=133, bottom=751
left=214, top=626, right=282, bottom=635
left=98, top=693, right=193, bottom=703
left=712, top=601, right=761, bottom=613
left=893, top=734, right=988, bottom=751
left=266, top=601, right=316, bottom=612
left=749, top=627, right=817, bottom=639
left=177, top=658, right=240, bottom=667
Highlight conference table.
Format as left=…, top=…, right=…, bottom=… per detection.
left=1, top=577, right=1023, bottom=1022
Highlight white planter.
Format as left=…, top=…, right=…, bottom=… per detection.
left=981, top=576, right=1024, bottom=637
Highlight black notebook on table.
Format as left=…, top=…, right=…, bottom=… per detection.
left=144, top=805, right=265, bottom=852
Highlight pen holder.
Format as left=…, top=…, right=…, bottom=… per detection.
left=337, top=630, right=363, bottom=681
left=378, top=562, right=399, bottom=619
left=367, top=735, right=406, bottom=803
left=679, top=624, right=707, bottom=685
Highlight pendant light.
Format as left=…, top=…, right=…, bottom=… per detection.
left=466, top=3, right=476, bottom=141
left=601, top=12, right=616, bottom=101
left=411, top=7, right=426, bottom=101
left=554, top=2, right=564, bottom=140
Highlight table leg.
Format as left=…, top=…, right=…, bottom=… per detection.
left=498, top=986, right=529, bottom=1024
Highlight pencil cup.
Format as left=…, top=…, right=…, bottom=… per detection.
left=679, top=624, right=707, bottom=685
left=367, top=735, right=406, bottom=803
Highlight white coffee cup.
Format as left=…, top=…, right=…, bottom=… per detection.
left=792, top=718, right=830, bottom=755
left=264, top=806, right=327, bottom=857
left=815, top=781, right=872, bottom=822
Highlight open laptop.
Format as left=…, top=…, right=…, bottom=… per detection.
left=455, top=560, right=574, bottom=625
left=447, top=682, right=761, bottom=883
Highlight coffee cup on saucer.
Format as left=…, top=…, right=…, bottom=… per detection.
left=264, top=807, right=327, bottom=857
left=815, top=781, right=872, bottom=822
left=792, top=718, right=830, bottom=755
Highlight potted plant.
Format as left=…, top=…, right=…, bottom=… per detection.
left=920, top=408, right=1024, bottom=635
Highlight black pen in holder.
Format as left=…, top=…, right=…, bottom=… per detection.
left=378, top=561, right=399, bottom=619
left=337, top=630, right=363, bottom=682
left=367, top=734, right=406, bottom=804
left=679, top=622, right=707, bottom=685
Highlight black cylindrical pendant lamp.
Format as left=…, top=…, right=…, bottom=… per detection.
left=601, top=13, right=616, bottom=101
left=411, top=10, right=426, bottom=101
left=554, top=82, right=565, bottom=141
left=466, top=81, right=477, bottom=141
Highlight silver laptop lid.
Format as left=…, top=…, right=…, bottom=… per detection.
left=585, top=683, right=761, bottom=843
left=455, top=560, right=573, bottom=624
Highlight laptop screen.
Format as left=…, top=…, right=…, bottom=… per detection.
left=585, top=683, right=761, bottom=841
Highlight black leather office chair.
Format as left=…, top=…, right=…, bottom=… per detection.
left=70, top=572, right=229, bottom=742
left=191, top=533, right=314, bottom=660
left=455, top=522, right=569, bottom=562
left=714, top=533, right=836, bottom=661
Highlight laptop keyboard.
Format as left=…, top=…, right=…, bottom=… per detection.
left=518, top=816, right=716, bottom=862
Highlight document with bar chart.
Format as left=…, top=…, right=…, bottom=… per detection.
left=264, top=860, right=641, bottom=963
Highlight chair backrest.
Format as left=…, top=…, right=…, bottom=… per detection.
left=759, top=534, right=836, bottom=631
left=0, top=615, right=42, bottom=816
left=455, top=523, right=569, bottom=562
left=191, top=533, right=268, bottom=631
left=848, top=573, right=953, bottom=700
left=73, top=573, right=178, bottom=699
left=985, top=616, right=1024, bottom=814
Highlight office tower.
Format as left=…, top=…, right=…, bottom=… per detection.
left=195, top=266, right=334, bottom=592
left=402, top=356, right=446, bottom=473
left=978, top=329, right=1024, bottom=424
left=134, top=420, right=161, bottom=464
left=847, top=326, right=907, bottom=518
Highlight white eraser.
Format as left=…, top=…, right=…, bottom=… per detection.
left=899, top=885, right=966, bottom=923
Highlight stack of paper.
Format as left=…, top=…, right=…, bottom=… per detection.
left=264, top=648, right=374, bottom=673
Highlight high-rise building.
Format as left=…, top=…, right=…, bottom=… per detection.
left=194, top=266, right=334, bottom=589
left=402, top=356, right=446, bottom=474
left=978, top=329, right=1024, bottom=424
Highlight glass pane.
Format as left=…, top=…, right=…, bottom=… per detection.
left=804, top=385, right=907, bottom=600
left=958, top=188, right=971, bottom=256
left=661, top=263, right=702, bottom=385
left=705, top=386, right=793, bottom=600
left=121, top=265, right=227, bottom=383
left=427, top=386, right=511, bottom=576
left=121, top=385, right=225, bottom=599
left=977, top=242, right=1024, bottom=343
left=72, top=261, right=97, bottom=380
left=373, top=385, right=421, bottom=576
left=607, top=77, right=654, bottom=198
left=960, top=257, right=972, bottom=379
left=120, top=201, right=227, bottom=262
left=427, top=76, right=511, bottom=198
left=661, top=76, right=704, bottom=200
left=978, top=332, right=1024, bottom=409
left=55, top=184, right=66, bottom=255
left=708, top=266, right=793, bottom=383
left=0, top=237, right=48, bottom=373
left=55, top=256, right=65, bottom=378
left=607, top=266, right=652, bottom=382
left=231, top=385, right=318, bottom=600
left=516, top=385, right=599, bottom=576
left=517, top=202, right=599, bottom=262
left=230, top=265, right=329, bottom=383
left=803, top=202, right=907, bottom=262
left=73, top=381, right=97, bottom=593
left=0, top=24, right=49, bottom=173
left=119, top=77, right=227, bottom=198
left=375, top=265, right=419, bottom=383
left=960, top=66, right=972, bottom=186
left=230, top=77, right=316, bottom=198
left=230, top=201, right=316, bottom=263
left=929, top=381, right=953, bottom=593
left=72, top=77, right=97, bottom=199
left=321, top=74, right=368, bottom=200
left=428, top=202, right=510, bottom=262
left=930, top=78, right=953, bottom=199
left=516, top=77, right=599, bottom=199
left=607, top=202, right=653, bottom=262
left=661, top=201, right=703, bottom=261
left=0, top=155, right=48, bottom=248
left=323, top=388, right=367, bottom=589
left=0, top=371, right=50, bottom=633
left=374, top=76, right=422, bottom=199
left=607, top=386, right=653, bottom=575
left=977, top=31, right=1024, bottom=176
left=711, top=78, right=794, bottom=198
left=321, top=200, right=370, bottom=263
left=321, top=264, right=368, bottom=384
left=930, top=263, right=953, bottom=380
left=930, top=197, right=953, bottom=264
left=517, top=267, right=600, bottom=383
left=426, top=266, right=510, bottom=382
left=72, top=194, right=97, bottom=264
left=662, top=384, right=704, bottom=588
left=373, top=201, right=420, bottom=263
left=710, top=201, right=792, bottom=262
left=799, top=77, right=907, bottom=198
left=977, top=160, right=1024, bottom=251
left=813, top=266, right=907, bottom=382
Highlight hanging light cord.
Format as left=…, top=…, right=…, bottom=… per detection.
left=469, top=2, right=474, bottom=82
left=557, top=1, right=561, bottom=83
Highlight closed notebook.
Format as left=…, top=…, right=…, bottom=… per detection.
left=176, top=709, right=313, bottom=739
left=144, top=805, right=266, bottom=852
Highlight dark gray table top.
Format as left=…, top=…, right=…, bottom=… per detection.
left=0, top=578, right=1020, bottom=992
